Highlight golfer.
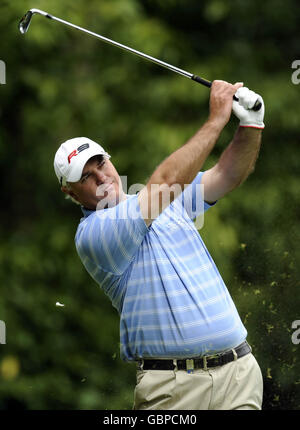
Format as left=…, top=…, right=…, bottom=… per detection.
left=54, top=80, right=264, bottom=410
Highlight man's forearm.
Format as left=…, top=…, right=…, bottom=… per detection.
left=152, top=119, right=223, bottom=188
left=217, top=126, right=262, bottom=189
left=202, top=126, right=263, bottom=203
left=138, top=119, right=223, bottom=225
left=138, top=80, right=243, bottom=224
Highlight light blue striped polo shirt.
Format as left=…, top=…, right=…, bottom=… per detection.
left=75, top=172, right=247, bottom=361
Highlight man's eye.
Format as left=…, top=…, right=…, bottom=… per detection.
left=81, top=175, right=89, bottom=183
left=98, top=160, right=105, bottom=168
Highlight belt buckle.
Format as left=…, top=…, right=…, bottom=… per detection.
left=173, top=359, right=178, bottom=371
left=231, top=348, right=238, bottom=361
left=138, top=359, right=144, bottom=371
left=186, top=359, right=194, bottom=374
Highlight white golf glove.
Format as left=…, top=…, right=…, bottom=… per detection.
left=232, top=87, right=265, bottom=129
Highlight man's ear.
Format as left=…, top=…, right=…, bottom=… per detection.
left=61, top=185, right=78, bottom=202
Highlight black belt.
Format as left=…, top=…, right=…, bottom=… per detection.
left=137, top=341, right=251, bottom=371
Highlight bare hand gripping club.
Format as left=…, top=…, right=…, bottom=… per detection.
left=19, top=9, right=262, bottom=111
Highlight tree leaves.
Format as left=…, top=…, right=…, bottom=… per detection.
left=0, top=0, right=299, bottom=410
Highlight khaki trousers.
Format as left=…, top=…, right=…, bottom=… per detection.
left=133, top=353, right=263, bottom=410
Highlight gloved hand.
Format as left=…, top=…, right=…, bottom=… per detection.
left=232, top=87, right=265, bottom=129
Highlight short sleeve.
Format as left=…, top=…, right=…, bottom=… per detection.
left=178, top=172, right=217, bottom=220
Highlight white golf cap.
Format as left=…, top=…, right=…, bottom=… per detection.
left=54, top=137, right=110, bottom=186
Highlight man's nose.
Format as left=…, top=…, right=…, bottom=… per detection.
left=94, top=169, right=107, bottom=184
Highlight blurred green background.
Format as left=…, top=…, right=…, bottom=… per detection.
left=0, top=0, right=299, bottom=410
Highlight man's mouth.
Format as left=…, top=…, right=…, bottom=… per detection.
left=96, top=182, right=115, bottom=198
left=95, top=181, right=120, bottom=210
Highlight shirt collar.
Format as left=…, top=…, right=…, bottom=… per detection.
left=81, top=206, right=95, bottom=218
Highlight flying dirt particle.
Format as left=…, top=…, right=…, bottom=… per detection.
left=56, top=302, right=65, bottom=307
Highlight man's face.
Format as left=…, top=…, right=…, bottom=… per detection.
left=63, top=155, right=124, bottom=210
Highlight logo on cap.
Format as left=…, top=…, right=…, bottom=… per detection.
left=67, top=143, right=90, bottom=164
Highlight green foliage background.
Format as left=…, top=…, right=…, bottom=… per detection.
left=0, top=0, right=299, bottom=409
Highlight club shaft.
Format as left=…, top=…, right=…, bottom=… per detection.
left=48, top=14, right=196, bottom=81
left=21, top=10, right=261, bottom=110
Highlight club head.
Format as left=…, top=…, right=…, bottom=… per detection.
left=19, top=10, right=33, bottom=34
left=19, top=9, right=51, bottom=34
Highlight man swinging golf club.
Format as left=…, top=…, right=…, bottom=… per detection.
left=54, top=80, right=264, bottom=410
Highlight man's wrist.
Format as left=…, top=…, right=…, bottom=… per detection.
left=238, top=125, right=264, bottom=134
left=239, top=123, right=265, bottom=130
left=206, top=116, right=227, bottom=133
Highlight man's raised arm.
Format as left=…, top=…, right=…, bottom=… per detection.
left=202, top=86, right=265, bottom=203
left=138, top=80, right=243, bottom=226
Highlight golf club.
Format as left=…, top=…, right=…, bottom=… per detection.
left=19, top=8, right=262, bottom=111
